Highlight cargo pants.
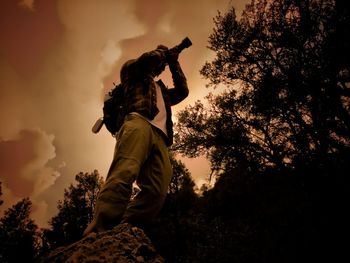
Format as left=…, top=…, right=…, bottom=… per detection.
left=85, top=113, right=172, bottom=234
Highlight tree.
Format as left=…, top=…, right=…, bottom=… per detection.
left=149, top=155, right=198, bottom=262
left=175, top=0, right=350, bottom=174
left=168, top=155, right=197, bottom=215
left=42, top=170, right=103, bottom=249
left=172, top=1, right=349, bottom=261
left=0, top=198, right=39, bottom=263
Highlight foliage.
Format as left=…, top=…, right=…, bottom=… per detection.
left=168, top=154, right=197, bottom=214
left=175, top=0, right=350, bottom=174
left=167, top=0, right=349, bottom=262
left=0, top=198, right=39, bottom=263
left=2, top=2, right=348, bottom=262
left=148, top=155, right=198, bottom=262
left=41, top=170, right=103, bottom=250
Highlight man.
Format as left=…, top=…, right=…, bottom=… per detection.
left=83, top=43, right=189, bottom=236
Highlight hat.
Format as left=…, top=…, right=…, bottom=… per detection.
left=120, top=59, right=137, bottom=83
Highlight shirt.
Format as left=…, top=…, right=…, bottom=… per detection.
left=121, top=49, right=188, bottom=146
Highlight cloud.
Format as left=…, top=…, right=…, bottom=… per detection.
left=0, top=129, right=53, bottom=196
left=19, top=0, right=35, bottom=11
left=0, top=0, right=64, bottom=77
left=0, top=0, right=147, bottom=227
left=0, top=0, right=251, bottom=228
left=31, top=200, right=49, bottom=227
left=0, top=128, right=61, bottom=227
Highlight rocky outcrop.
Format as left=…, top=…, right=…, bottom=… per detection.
left=37, top=223, right=164, bottom=263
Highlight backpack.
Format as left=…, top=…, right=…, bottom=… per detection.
left=92, top=83, right=126, bottom=136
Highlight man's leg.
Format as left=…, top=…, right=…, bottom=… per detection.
left=122, top=127, right=172, bottom=228
left=83, top=115, right=153, bottom=236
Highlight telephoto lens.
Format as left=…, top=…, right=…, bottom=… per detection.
left=171, top=37, right=192, bottom=54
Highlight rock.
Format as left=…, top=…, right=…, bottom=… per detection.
left=37, top=223, right=164, bottom=263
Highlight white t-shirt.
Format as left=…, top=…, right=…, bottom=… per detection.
left=131, top=82, right=168, bottom=137
left=149, top=82, right=168, bottom=136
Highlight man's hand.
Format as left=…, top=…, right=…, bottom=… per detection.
left=154, top=45, right=169, bottom=65
left=166, top=49, right=179, bottom=65
left=156, top=44, right=178, bottom=65
left=156, top=45, right=168, bottom=51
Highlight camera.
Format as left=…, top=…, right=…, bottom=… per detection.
left=170, top=37, right=192, bottom=54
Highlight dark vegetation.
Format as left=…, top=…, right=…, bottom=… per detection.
left=0, top=0, right=348, bottom=262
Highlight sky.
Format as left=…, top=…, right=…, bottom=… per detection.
left=0, top=0, right=249, bottom=228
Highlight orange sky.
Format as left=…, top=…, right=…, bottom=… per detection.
left=0, top=0, right=249, bottom=228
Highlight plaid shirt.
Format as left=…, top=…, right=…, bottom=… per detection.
left=121, top=49, right=189, bottom=146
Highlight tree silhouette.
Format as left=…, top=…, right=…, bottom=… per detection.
left=170, top=1, right=349, bottom=261
left=0, top=198, right=39, bottom=263
left=41, top=170, right=103, bottom=250
left=149, top=155, right=198, bottom=263
left=168, top=154, right=197, bottom=215
left=175, top=0, right=350, bottom=174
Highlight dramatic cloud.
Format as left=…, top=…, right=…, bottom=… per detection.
left=0, top=0, right=250, bottom=227
left=0, top=128, right=60, bottom=226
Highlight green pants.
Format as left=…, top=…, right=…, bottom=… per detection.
left=93, top=113, right=172, bottom=231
